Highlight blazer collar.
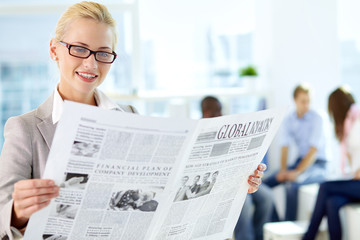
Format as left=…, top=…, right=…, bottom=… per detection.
left=35, top=92, right=57, bottom=149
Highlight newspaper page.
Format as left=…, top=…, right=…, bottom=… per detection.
left=25, top=101, right=198, bottom=240
left=24, top=101, right=285, bottom=240
left=151, top=108, right=285, bottom=240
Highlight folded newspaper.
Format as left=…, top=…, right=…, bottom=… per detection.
left=25, top=101, right=286, bottom=240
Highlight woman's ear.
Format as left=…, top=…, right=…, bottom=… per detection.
left=50, top=38, right=58, bottom=61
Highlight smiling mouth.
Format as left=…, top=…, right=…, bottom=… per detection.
left=76, top=72, right=98, bottom=82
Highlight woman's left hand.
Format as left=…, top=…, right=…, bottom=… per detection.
left=248, top=163, right=266, bottom=193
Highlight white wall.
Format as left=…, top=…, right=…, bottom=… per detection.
left=253, top=0, right=341, bottom=172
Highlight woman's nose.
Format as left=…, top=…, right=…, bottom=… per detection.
left=82, top=53, right=98, bottom=69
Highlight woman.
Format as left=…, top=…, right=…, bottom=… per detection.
left=303, top=87, right=360, bottom=240
left=0, top=2, right=137, bottom=238
left=0, top=2, right=265, bottom=239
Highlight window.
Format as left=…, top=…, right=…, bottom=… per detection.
left=139, top=0, right=255, bottom=91
left=338, top=0, right=360, bottom=99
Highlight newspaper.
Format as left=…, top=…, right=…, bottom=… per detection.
left=24, top=101, right=286, bottom=240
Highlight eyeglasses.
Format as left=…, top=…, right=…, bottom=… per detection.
left=59, top=41, right=117, bottom=64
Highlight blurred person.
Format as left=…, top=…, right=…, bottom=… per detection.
left=200, top=95, right=274, bottom=240
left=198, top=172, right=211, bottom=193
left=303, top=87, right=360, bottom=240
left=264, top=84, right=327, bottom=221
left=201, top=95, right=222, bottom=118
left=194, top=170, right=219, bottom=197
left=174, top=176, right=190, bottom=201
left=190, top=175, right=201, bottom=193
left=0, top=2, right=266, bottom=239
left=186, top=175, right=201, bottom=199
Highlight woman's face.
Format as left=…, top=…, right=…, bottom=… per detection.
left=50, top=18, right=114, bottom=99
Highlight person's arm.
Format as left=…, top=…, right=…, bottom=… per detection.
left=296, top=146, right=318, bottom=172
left=288, top=113, right=324, bottom=180
left=276, top=115, right=291, bottom=182
left=280, top=146, right=289, bottom=170
left=286, top=146, right=317, bottom=181
left=276, top=146, right=289, bottom=182
left=0, top=115, right=59, bottom=237
left=287, top=113, right=325, bottom=181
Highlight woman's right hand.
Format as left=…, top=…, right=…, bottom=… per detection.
left=11, top=179, right=59, bottom=229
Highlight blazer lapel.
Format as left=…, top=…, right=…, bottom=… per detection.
left=36, top=92, right=57, bottom=149
left=37, top=121, right=57, bottom=149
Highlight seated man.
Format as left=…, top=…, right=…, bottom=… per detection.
left=264, top=84, right=327, bottom=221
left=200, top=95, right=274, bottom=240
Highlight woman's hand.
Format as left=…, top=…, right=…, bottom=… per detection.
left=248, top=163, right=266, bottom=193
left=11, top=179, right=59, bottom=229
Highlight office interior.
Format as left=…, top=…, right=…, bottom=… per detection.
left=0, top=0, right=359, bottom=239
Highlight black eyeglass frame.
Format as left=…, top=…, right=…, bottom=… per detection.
left=59, top=41, right=117, bottom=64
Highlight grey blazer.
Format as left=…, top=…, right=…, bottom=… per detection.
left=0, top=93, right=137, bottom=239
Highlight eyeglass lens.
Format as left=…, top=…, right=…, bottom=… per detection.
left=70, top=46, right=115, bottom=63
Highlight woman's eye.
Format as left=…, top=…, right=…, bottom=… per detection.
left=73, top=47, right=87, bottom=54
left=98, top=52, right=110, bottom=58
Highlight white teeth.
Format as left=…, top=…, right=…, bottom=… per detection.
left=78, top=72, right=96, bottom=79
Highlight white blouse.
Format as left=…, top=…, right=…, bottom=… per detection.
left=346, top=117, right=360, bottom=173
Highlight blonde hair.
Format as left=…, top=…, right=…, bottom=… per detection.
left=54, top=1, right=118, bottom=50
